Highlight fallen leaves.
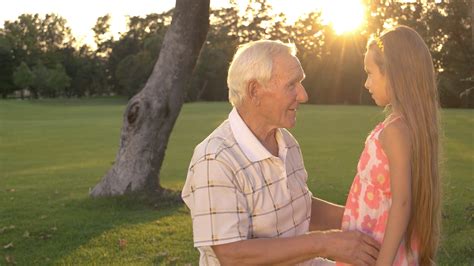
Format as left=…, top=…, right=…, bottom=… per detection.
left=4, top=254, right=16, bottom=265
left=157, top=251, right=168, bottom=257
left=0, top=225, right=15, bottom=234
left=38, top=232, right=52, bottom=240
left=37, top=226, right=58, bottom=240
left=118, top=239, right=127, bottom=250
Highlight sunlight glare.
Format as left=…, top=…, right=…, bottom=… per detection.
left=320, top=0, right=365, bottom=34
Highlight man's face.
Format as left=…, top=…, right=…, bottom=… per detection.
left=257, top=54, right=308, bottom=129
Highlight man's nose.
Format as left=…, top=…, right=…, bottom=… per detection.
left=297, top=84, right=308, bottom=103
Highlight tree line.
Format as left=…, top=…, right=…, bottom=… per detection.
left=0, top=0, right=472, bottom=107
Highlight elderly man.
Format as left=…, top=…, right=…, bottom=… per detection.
left=182, top=40, right=379, bottom=265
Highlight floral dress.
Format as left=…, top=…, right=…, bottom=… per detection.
left=336, top=119, right=419, bottom=266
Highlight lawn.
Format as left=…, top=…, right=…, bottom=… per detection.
left=0, top=98, right=472, bottom=265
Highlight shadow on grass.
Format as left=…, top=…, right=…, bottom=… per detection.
left=0, top=189, right=189, bottom=265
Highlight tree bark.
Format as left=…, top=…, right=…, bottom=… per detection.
left=90, top=0, right=210, bottom=197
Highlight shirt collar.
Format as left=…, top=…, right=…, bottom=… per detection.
left=229, top=108, right=288, bottom=163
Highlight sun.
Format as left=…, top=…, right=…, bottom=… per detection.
left=320, top=0, right=365, bottom=35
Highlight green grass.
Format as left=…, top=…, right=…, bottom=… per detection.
left=0, top=98, right=472, bottom=265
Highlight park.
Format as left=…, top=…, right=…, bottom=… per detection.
left=0, top=0, right=473, bottom=265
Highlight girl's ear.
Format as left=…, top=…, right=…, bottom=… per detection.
left=246, top=80, right=261, bottom=106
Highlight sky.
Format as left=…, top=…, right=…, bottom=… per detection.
left=0, top=0, right=327, bottom=47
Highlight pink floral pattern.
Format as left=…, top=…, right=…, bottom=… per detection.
left=345, top=175, right=361, bottom=219
left=361, top=214, right=377, bottom=233
left=374, top=210, right=388, bottom=234
left=363, top=184, right=381, bottom=209
left=335, top=121, right=419, bottom=266
left=357, top=146, right=370, bottom=172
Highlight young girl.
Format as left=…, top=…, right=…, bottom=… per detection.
left=337, top=25, right=441, bottom=265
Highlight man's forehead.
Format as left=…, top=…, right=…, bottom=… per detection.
left=273, top=55, right=303, bottom=73
left=288, top=57, right=305, bottom=79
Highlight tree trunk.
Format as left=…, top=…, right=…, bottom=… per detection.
left=471, top=0, right=473, bottom=49
left=90, top=0, right=210, bottom=197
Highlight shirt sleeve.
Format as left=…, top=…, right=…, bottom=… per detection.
left=182, top=157, right=250, bottom=247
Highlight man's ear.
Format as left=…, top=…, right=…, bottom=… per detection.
left=246, top=80, right=261, bottom=106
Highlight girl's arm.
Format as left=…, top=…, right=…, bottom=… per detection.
left=377, top=120, right=412, bottom=265
left=310, top=197, right=344, bottom=231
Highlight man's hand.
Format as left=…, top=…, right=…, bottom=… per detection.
left=320, top=230, right=380, bottom=266
left=211, top=229, right=379, bottom=266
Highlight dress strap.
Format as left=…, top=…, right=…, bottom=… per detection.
left=372, top=115, right=403, bottom=140
left=383, top=114, right=403, bottom=127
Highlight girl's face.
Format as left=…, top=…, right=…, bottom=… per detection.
left=364, top=49, right=390, bottom=106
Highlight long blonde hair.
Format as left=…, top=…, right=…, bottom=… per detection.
left=368, top=25, right=441, bottom=265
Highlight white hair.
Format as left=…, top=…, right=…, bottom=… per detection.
left=227, top=40, right=297, bottom=107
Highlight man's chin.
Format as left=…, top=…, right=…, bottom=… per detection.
left=284, top=120, right=297, bottom=129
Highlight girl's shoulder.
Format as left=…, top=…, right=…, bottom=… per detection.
left=382, top=114, right=409, bottom=135
left=379, top=117, right=411, bottom=155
